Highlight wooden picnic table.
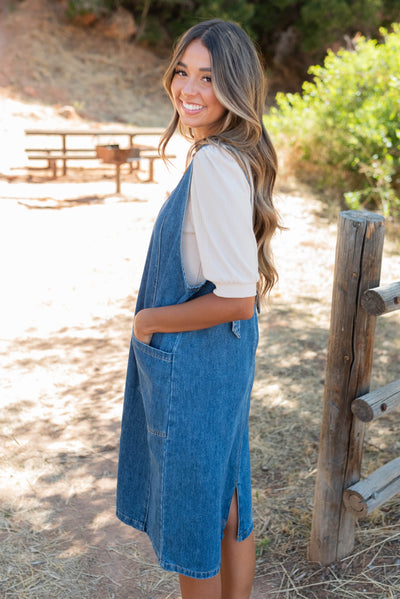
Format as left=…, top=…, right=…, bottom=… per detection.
left=24, top=127, right=174, bottom=189
left=25, top=127, right=164, bottom=176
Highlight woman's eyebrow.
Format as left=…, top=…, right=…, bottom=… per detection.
left=177, top=60, right=211, bottom=72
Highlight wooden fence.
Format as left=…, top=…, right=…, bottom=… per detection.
left=308, top=210, right=400, bottom=565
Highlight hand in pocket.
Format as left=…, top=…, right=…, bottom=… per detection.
left=134, top=310, right=153, bottom=346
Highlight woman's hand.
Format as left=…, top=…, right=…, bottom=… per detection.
left=134, top=309, right=154, bottom=346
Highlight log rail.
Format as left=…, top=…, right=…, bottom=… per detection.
left=343, top=457, right=400, bottom=517
left=361, top=281, right=400, bottom=316
left=351, top=379, right=400, bottom=422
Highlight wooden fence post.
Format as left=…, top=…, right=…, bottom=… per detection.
left=308, top=210, right=385, bottom=565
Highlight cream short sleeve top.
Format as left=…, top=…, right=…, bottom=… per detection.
left=182, top=144, right=259, bottom=298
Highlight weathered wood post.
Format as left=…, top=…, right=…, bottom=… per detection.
left=308, top=210, right=385, bottom=565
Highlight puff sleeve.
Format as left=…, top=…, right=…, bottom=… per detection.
left=182, top=145, right=258, bottom=298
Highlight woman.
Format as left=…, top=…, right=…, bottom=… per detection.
left=117, top=19, right=280, bottom=599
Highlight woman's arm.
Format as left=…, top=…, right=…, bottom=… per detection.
left=134, top=293, right=255, bottom=345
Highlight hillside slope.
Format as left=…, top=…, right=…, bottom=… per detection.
left=1, top=0, right=172, bottom=126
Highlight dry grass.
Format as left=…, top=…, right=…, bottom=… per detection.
left=0, top=509, right=180, bottom=598
left=0, top=511, right=101, bottom=598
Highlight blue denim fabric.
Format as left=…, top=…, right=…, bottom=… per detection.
left=116, top=155, right=259, bottom=579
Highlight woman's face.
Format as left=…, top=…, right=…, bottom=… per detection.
left=170, top=39, right=227, bottom=140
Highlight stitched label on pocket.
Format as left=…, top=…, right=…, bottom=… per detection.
left=231, top=320, right=241, bottom=339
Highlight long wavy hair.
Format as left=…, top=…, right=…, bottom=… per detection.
left=159, top=19, right=282, bottom=300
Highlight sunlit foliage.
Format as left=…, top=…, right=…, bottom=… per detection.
left=265, top=26, right=400, bottom=217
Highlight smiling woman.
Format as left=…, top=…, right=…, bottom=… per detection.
left=116, top=18, right=282, bottom=599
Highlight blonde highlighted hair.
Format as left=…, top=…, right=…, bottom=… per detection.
left=160, top=19, right=282, bottom=300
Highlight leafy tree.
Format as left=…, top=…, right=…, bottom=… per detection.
left=65, top=0, right=400, bottom=75
left=126, top=0, right=255, bottom=46
left=251, top=0, right=399, bottom=62
left=265, top=25, right=400, bottom=217
left=65, top=0, right=117, bottom=19
left=299, top=0, right=383, bottom=51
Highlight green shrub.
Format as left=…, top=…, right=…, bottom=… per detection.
left=65, top=0, right=116, bottom=19
left=265, top=25, right=400, bottom=218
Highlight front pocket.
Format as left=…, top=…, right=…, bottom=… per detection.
left=132, top=335, right=173, bottom=438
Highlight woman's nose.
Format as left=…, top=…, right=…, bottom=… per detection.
left=182, top=77, right=197, bottom=96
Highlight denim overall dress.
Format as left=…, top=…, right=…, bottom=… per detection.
left=116, top=153, right=259, bottom=579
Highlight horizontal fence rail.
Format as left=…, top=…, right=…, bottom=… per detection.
left=361, top=281, right=400, bottom=315
left=351, top=379, right=400, bottom=422
left=343, top=457, right=400, bottom=517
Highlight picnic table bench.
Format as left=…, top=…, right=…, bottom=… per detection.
left=24, top=128, right=174, bottom=188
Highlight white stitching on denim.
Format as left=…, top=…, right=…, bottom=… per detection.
left=151, top=215, right=166, bottom=307
left=136, top=343, right=173, bottom=362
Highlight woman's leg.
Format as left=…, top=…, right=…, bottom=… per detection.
left=179, top=492, right=255, bottom=599
left=220, top=491, right=256, bottom=599
left=179, top=573, right=221, bottom=599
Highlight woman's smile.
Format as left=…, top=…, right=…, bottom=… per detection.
left=181, top=101, right=204, bottom=114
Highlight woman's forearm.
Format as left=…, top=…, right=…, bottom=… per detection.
left=134, top=293, right=255, bottom=343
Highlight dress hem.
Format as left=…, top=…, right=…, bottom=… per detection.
left=116, top=508, right=222, bottom=580
left=116, top=509, right=146, bottom=532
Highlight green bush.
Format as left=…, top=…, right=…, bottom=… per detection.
left=65, top=0, right=116, bottom=19
left=265, top=25, right=400, bottom=218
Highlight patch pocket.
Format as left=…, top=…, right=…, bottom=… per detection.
left=132, top=335, right=173, bottom=438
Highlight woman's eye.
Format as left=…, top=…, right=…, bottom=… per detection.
left=202, top=76, right=212, bottom=83
left=174, top=69, right=186, bottom=77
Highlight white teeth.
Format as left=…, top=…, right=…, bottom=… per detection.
left=182, top=102, right=203, bottom=111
